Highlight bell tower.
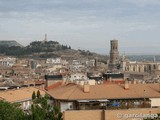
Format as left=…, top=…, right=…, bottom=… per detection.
left=109, top=39, right=119, bottom=70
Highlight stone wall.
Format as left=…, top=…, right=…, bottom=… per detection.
left=63, top=108, right=160, bottom=120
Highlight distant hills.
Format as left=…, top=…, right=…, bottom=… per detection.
left=0, top=40, right=108, bottom=63
left=0, top=40, right=71, bottom=56
left=0, top=40, right=23, bottom=47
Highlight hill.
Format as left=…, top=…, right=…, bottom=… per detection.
left=0, top=40, right=23, bottom=47
left=0, top=40, right=108, bottom=63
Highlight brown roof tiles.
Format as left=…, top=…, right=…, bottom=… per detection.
left=0, top=87, right=46, bottom=103
left=48, top=83, right=160, bottom=100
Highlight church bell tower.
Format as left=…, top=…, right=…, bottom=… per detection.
left=109, top=39, right=119, bottom=70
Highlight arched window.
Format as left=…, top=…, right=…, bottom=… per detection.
left=133, top=66, right=135, bottom=71
left=149, top=65, right=151, bottom=71
left=154, top=65, right=156, bottom=69
left=144, top=66, right=147, bottom=72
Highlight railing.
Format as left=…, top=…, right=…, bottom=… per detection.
left=75, top=100, right=151, bottom=110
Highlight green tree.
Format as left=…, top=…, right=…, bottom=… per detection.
left=37, top=90, right=41, bottom=98
left=32, top=91, right=36, bottom=100
left=0, top=93, right=62, bottom=120
left=30, top=93, right=62, bottom=120
left=0, top=101, right=27, bottom=120
left=53, top=106, right=63, bottom=120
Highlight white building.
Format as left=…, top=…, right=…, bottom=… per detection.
left=70, top=73, right=88, bottom=81
left=86, top=59, right=95, bottom=67
left=0, top=57, right=16, bottom=67
left=72, top=60, right=81, bottom=65
left=46, top=58, right=61, bottom=64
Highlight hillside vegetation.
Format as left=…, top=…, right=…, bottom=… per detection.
left=0, top=40, right=108, bottom=63
left=0, top=41, right=70, bottom=56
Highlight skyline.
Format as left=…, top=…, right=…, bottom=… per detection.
left=0, top=0, right=160, bottom=54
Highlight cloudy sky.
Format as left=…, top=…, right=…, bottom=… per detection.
left=0, top=0, right=160, bottom=55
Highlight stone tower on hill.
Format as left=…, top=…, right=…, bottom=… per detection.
left=44, top=33, right=47, bottom=42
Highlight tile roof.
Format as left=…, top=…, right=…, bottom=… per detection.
left=35, top=80, right=46, bottom=85
left=0, top=87, right=46, bottom=103
left=48, top=83, right=160, bottom=100
left=0, top=97, right=4, bottom=101
left=46, top=81, right=62, bottom=91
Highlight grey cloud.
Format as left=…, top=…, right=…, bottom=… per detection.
left=0, top=0, right=160, bottom=54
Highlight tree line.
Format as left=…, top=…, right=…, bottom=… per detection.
left=0, top=41, right=71, bottom=56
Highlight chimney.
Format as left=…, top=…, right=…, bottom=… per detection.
left=124, top=80, right=129, bottom=90
left=133, top=80, right=137, bottom=84
left=128, top=81, right=132, bottom=84
left=44, top=75, right=48, bottom=90
left=83, top=81, right=90, bottom=93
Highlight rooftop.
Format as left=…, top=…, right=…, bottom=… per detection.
left=48, top=83, right=160, bottom=100
left=0, top=87, right=46, bottom=103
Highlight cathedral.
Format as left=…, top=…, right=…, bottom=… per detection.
left=108, top=40, right=160, bottom=76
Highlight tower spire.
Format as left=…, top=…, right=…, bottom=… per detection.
left=44, top=33, right=47, bottom=42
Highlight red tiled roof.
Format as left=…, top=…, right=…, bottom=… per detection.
left=48, top=83, right=160, bottom=100
left=46, top=82, right=62, bottom=91
left=0, top=87, right=46, bottom=102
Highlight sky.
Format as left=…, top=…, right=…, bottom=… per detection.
left=0, top=0, right=160, bottom=55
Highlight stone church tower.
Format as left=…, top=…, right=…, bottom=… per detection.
left=109, top=39, right=119, bottom=70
